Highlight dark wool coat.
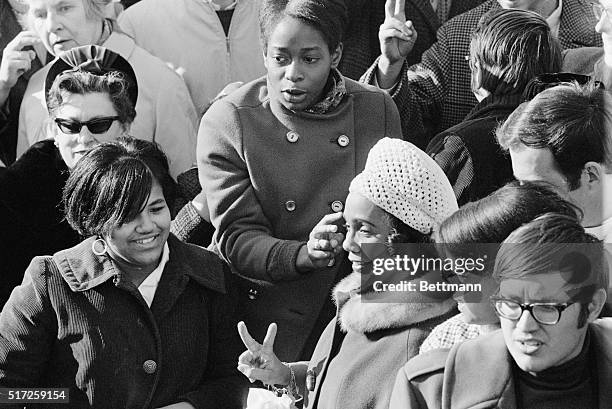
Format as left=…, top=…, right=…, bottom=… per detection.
left=0, top=235, right=248, bottom=409
left=339, top=0, right=484, bottom=80
left=361, top=0, right=603, bottom=149
left=426, top=93, right=521, bottom=206
left=389, top=319, right=612, bottom=409
left=198, top=76, right=402, bottom=361
left=0, top=139, right=79, bottom=307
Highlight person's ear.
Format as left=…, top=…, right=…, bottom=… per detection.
left=586, top=288, right=607, bottom=323
left=331, top=43, right=343, bottom=69
left=583, top=162, right=603, bottom=188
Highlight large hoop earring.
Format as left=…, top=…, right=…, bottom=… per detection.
left=92, top=238, right=108, bottom=256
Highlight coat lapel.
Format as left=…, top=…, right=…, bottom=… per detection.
left=443, top=331, right=517, bottom=408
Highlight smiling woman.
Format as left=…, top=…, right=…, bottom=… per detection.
left=0, top=138, right=248, bottom=409
left=0, top=45, right=136, bottom=306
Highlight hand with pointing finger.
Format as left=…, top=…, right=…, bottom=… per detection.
left=237, top=322, right=291, bottom=386
left=0, top=31, right=40, bottom=105
left=297, top=212, right=345, bottom=272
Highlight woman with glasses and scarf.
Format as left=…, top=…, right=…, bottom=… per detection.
left=0, top=45, right=139, bottom=307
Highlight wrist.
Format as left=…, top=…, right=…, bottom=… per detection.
left=280, top=363, right=292, bottom=386
left=377, top=57, right=404, bottom=89
left=295, top=244, right=314, bottom=274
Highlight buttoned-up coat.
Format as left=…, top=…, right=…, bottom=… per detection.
left=198, top=76, right=402, bottom=361
left=361, top=0, right=602, bottom=149
left=0, top=235, right=247, bottom=409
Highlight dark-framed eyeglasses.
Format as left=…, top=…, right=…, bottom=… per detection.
left=54, top=116, right=120, bottom=134
left=491, top=297, right=573, bottom=325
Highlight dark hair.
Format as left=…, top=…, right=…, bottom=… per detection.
left=383, top=213, right=432, bottom=244
left=47, top=70, right=136, bottom=127
left=494, top=213, right=608, bottom=327
left=470, top=9, right=561, bottom=95
left=497, top=81, right=612, bottom=190
left=63, top=137, right=176, bottom=237
left=259, top=0, right=348, bottom=53
left=435, top=181, right=579, bottom=277
left=437, top=181, right=580, bottom=245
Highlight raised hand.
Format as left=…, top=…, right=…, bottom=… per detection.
left=379, top=0, right=418, bottom=65
left=0, top=31, right=40, bottom=104
left=237, top=322, right=290, bottom=386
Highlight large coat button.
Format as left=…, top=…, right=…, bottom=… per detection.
left=143, top=359, right=157, bottom=374
left=337, top=134, right=350, bottom=147
left=248, top=288, right=258, bottom=300
left=331, top=200, right=344, bottom=212
left=285, top=200, right=296, bottom=212
left=286, top=131, right=299, bottom=143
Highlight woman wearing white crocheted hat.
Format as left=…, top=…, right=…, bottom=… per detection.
left=237, top=138, right=459, bottom=409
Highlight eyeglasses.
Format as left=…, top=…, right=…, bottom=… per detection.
left=491, top=297, right=573, bottom=325
left=54, top=116, right=120, bottom=134
left=592, top=2, right=612, bottom=22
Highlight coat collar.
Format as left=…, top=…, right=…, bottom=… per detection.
left=54, top=234, right=226, bottom=294
left=332, top=272, right=456, bottom=333
left=464, top=92, right=523, bottom=122
left=441, top=319, right=612, bottom=408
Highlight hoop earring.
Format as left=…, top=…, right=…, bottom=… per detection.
left=92, top=238, right=108, bottom=256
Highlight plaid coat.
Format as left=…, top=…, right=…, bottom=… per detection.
left=361, top=0, right=602, bottom=149
left=340, top=0, right=484, bottom=80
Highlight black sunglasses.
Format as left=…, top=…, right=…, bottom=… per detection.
left=54, top=116, right=121, bottom=134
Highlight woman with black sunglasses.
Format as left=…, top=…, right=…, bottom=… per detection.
left=0, top=45, right=137, bottom=307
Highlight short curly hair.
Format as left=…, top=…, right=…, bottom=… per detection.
left=47, top=70, right=136, bottom=128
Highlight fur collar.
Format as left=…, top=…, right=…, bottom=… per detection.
left=333, top=272, right=457, bottom=333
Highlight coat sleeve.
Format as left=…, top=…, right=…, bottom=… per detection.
left=179, top=267, right=249, bottom=409
left=197, top=99, right=305, bottom=282
left=153, top=69, right=199, bottom=180
left=360, top=25, right=452, bottom=149
left=0, top=257, right=56, bottom=386
left=426, top=132, right=473, bottom=206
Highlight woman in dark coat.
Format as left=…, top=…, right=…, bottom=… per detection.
left=0, top=45, right=137, bottom=306
left=0, top=138, right=247, bottom=409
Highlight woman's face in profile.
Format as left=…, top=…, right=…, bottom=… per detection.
left=53, top=91, right=125, bottom=168
left=104, top=179, right=171, bottom=272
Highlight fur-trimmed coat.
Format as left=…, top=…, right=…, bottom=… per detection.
left=300, top=273, right=457, bottom=409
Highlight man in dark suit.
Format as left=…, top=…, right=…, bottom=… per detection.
left=426, top=9, right=561, bottom=206
left=362, top=0, right=602, bottom=148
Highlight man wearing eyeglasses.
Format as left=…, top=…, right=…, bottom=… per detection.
left=388, top=213, right=611, bottom=409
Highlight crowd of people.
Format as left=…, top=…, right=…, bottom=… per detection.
left=0, top=0, right=611, bottom=408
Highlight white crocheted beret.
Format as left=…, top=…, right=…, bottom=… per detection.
left=349, top=138, right=458, bottom=234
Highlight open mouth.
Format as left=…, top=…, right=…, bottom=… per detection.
left=517, top=339, right=543, bottom=354
left=135, top=235, right=158, bottom=245
left=282, top=88, right=307, bottom=102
